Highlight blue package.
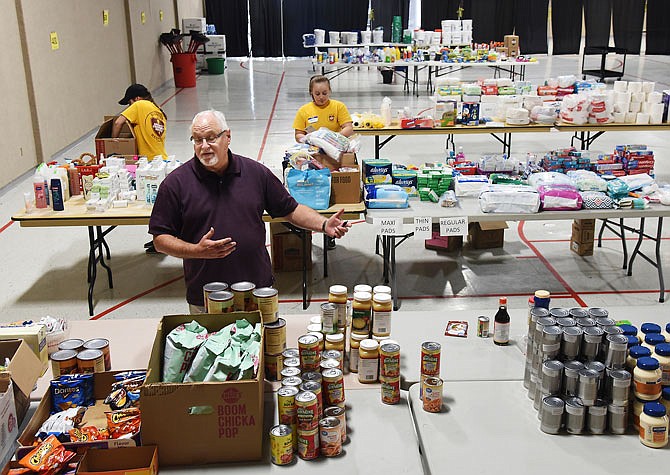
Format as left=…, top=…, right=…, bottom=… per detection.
left=50, top=374, right=95, bottom=413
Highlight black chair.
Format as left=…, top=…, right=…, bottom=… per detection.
left=581, top=46, right=628, bottom=82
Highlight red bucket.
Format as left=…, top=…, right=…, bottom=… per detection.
left=171, top=53, right=197, bottom=88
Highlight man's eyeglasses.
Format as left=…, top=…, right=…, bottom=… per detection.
left=190, top=130, right=227, bottom=145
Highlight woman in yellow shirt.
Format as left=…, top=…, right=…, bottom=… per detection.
left=293, top=75, right=353, bottom=143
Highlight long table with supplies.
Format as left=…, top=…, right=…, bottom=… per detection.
left=366, top=198, right=670, bottom=309
left=12, top=198, right=365, bottom=314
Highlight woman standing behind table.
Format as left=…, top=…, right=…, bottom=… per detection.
left=293, top=75, right=353, bottom=143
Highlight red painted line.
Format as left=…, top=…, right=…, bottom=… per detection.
left=528, top=237, right=670, bottom=244
left=517, top=222, right=588, bottom=307
left=0, top=220, right=14, bottom=234
left=516, top=255, right=539, bottom=259
left=90, top=275, right=183, bottom=320
left=158, top=86, right=191, bottom=107
left=256, top=72, right=285, bottom=162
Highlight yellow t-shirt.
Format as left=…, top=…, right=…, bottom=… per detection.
left=121, top=100, right=167, bottom=160
left=292, top=99, right=352, bottom=134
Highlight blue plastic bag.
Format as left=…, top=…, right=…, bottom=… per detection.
left=286, top=168, right=331, bottom=210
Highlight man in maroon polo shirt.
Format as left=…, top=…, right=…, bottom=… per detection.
left=149, top=110, right=350, bottom=313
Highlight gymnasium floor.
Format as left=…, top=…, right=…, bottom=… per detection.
left=1, top=53, right=670, bottom=324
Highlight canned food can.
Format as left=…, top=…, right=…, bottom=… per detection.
left=83, top=338, right=111, bottom=371
left=264, top=318, right=286, bottom=355
left=319, top=416, right=342, bottom=457
left=76, top=349, right=105, bottom=373
left=283, top=356, right=301, bottom=370
left=477, top=316, right=490, bottom=338
left=320, top=303, right=338, bottom=334
left=277, top=386, right=299, bottom=426
left=58, top=338, right=84, bottom=352
left=321, top=349, right=342, bottom=368
left=323, top=406, right=347, bottom=443
left=297, top=427, right=320, bottom=460
left=421, top=342, right=441, bottom=376
left=281, top=366, right=301, bottom=379
left=301, top=371, right=322, bottom=383
left=320, top=357, right=341, bottom=373
left=282, top=348, right=299, bottom=360
left=380, top=343, right=400, bottom=378
left=254, top=287, right=279, bottom=324
left=281, top=376, right=303, bottom=390
left=50, top=349, right=78, bottom=377
left=231, top=281, right=256, bottom=311
left=270, top=424, right=293, bottom=465
left=295, top=391, right=319, bottom=431
left=264, top=353, right=283, bottom=382
left=322, top=368, right=345, bottom=407
left=422, top=376, right=443, bottom=412
left=207, top=290, right=234, bottom=314
left=380, top=375, right=401, bottom=405
left=202, top=282, right=228, bottom=312
left=300, top=381, right=323, bottom=420
left=298, top=334, right=321, bottom=371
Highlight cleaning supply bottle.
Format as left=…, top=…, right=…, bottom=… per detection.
left=50, top=177, right=65, bottom=211
left=33, top=174, right=47, bottom=209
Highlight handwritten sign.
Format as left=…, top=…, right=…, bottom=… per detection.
left=376, top=217, right=401, bottom=236
left=413, top=216, right=432, bottom=239
left=439, top=216, right=468, bottom=236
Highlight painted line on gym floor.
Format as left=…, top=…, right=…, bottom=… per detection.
left=0, top=220, right=15, bottom=235
left=517, top=221, right=588, bottom=306
left=256, top=71, right=286, bottom=162
left=90, top=275, right=183, bottom=320
left=158, top=84, right=194, bottom=108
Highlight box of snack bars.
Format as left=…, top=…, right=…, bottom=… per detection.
left=140, top=312, right=264, bottom=466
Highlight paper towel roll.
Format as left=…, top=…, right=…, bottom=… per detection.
left=329, top=31, right=340, bottom=44
left=629, top=102, right=642, bottom=113
left=613, top=81, right=628, bottom=92
left=613, top=112, right=625, bottom=123
left=627, top=82, right=642, bottom=93
left=647, top=91, right=662, bottom=104
left=632, top=92, right=646, bottom=103
left=650, top=111, right=663, bottom=124
left=625, top=112, right=637, bottom=123
left=315, top=29, right=326, bottom=44
left=641, top=102, right=651, bottom=113
left=651, top=103, right=666, bottom=115
left=614, top=102, right=629, bottom=113
left=642, top=81, right=655, bottom=94
left=636, top=112, right=650, bottom=124
left=615, top=91, right=631, bottom=103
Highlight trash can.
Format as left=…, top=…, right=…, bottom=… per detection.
left=171, top=53, right=197, bottom=88
left=206, top=57, right=225, bottom=75
left=381, top=68, right=393, bottom=84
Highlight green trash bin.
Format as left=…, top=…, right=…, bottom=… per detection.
left=206, top=57, right=225, bottom=75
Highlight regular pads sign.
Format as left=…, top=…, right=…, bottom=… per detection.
left=439, top=217, right=468, bottom=236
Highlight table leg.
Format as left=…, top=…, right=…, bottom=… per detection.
left=301, top=228, right=308, bottom=309
left=323, top=233, right=329, bottom=278
left=627, top=217, right=645, bottom=277
left=87, top=227, right=96, bottom=315
left=598, top=218, right=628, bottom=268
left=627, top=217, right=666, bottom=303
left=97, top=226, right=114, bottom=288
left=86, top=225, right=115, bottom=316
left=390, top=236, right=399, bottom=311
left=375, top=136, right=380, bottom=160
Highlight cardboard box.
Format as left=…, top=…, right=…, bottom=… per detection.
left=0, top=377, right=18, bottom=469
left=504, top=35, right=519, bottom=47
left=571, top=240, right=594, bottom=256
left=0, top=324, right=48, bottom=374
left=571, top=222, right=595, bottom=244
left=0, top=340, right=41, bottom=424
left=331, top=156, right=361, bottom=204
left=205, top=34, right=226, bottom=51
left=95, top=118, right=137, bottom=159
left=468, top=221, right=507, bottom=249
left=573, top=219, right=596, bottom=231
left=17, top=371, right=139, bottom=458
left=182, top=17, right=206, bottom=33
left=77, top=446, right=158, bottom=475
left=424, top=232, right=463, bottom=252
left=140, top=313, right=264, bottom=467
left=270, top=222, right=312, bottom=272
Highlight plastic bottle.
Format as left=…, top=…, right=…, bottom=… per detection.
left=455, top=146, right=465, bottom=161
left=50, top=177, right=65, bottom=211
left=639, top=402, right=668, bottom=448
left=349, top=333, right=367, bottom=373
left=358, top=339, right=379, bottom=383
left=493, top=296, right=510, bottom=346
left=380, top=97, right=392, bottom=127
left=634, top=357, right=663, bottom=401
left=653, top=343, right=670, bottom=387
left=33, top=174, right=48, bottom=209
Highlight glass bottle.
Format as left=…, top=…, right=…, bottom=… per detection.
left=493, top=296, right=510, bottom=346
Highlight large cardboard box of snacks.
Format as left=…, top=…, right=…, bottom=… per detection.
left=94, top=117, right=137, bottom=159
left=0, top=324, right=48, bottom=374
left=0, top=339, right=41, bottom=424
left=140, top=313, right=264, bottom=467
left=270, top=222, right=312, bottom=272
left=16, top=371, right=140, bottom=459
left=0, top=376, right=18, bottom=469
left=468, top=221, right=507, bottom=249
left=77, top=446, right=158, bottom=475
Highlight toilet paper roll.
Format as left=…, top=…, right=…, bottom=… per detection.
left=636, top=112, right=650, bottom=124
left=647, top=91, right=662, bottom=104
left=632, top=92, right=646, bottom=103
left=614, top=91, right=631, bottom=103
left=629, top=101, right=642, bottom=113
left=650, top=111, right=663, bottom=124
left=651, top=103, right=666, bottom=115
left=613, top=112, right=625, bottom=123
left=625, top=112, right=637, bottom=123
left=641, top=102, right=651, bottom=113
left=642, top=81, right=655, bottom=94
left=613, top=81, right=628, bottom=92
left=627, top=81, right=642, bottom=93
left=614, top=102, right=629, bottom=113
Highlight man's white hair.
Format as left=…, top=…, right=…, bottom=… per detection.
left=191, top=110, right=229, bottom=133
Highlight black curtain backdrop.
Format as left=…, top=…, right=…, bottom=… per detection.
left=205, top=0, right=249, bottom=57
left=250, top=0, right=282, bottom=57
left=371, top=0, right=410, bottom=42
left=551, top=0, right=582, bottom=54
left=283, top=0, right=368, bottom=56
left=420, top=0, right=461, bottom=29
left=514, top=0, right=549, bottom=54
left=469, top=0, right=514, bottom=43
left=646, top=0, right=670, bottom=54
left=584, top=0, right=612, bottom=48
left=612, top=0, right=645, bottom=54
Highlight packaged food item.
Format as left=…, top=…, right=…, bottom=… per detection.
left=19, top=435, right=76, bottom=472
left=50, top=374, right=94, bottom=412
left=162, top=320, right=208, bottom=382
left=105, top=407, right=141, bottom=439
left=35, top=407, right=87, bottom=442
left=68, top=426, right=109, bottom=442
left=445, top=320, right=468, bottom=338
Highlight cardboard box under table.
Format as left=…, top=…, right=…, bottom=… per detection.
left=0, top=339, right=41, bottom=424
left=270, top=222, right=312, bottom=272
left=468, top=221, right=507, bottom=249
left=140, top=313, right=264, bottom=467
left=95, top=117, right=137, bottom=159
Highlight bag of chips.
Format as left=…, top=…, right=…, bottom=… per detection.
left=162, top=320, right=208, bottom=382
